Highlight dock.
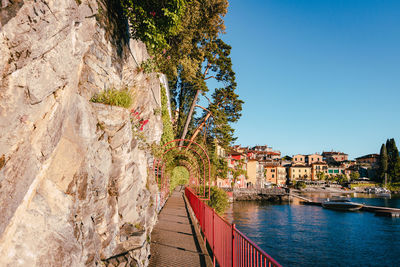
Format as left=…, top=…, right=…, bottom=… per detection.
left=299, top=198, right=400, bottom=217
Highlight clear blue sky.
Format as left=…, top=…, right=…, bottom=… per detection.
left=212, top=0, right=400, bottom=159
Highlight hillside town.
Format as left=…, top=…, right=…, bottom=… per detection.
left=215, top=144, right=380, bottom=189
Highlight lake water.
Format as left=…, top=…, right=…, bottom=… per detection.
left=224, top=193, right=400, bottom=267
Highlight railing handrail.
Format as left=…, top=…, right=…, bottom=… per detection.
left=234, top=228, right=282, bottom=267
left=185, top=187, right=282, bottom=267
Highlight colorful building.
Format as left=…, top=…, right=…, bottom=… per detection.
left=355, top=154, right=379, bottom=165
left=305, top=153, right=323, bottom=165
left=293, top=154, right=305, bottom=164
left=288, top=165, right=312, bottom=181
left=322, top=151, right=348, bottom=163
left=311, top=162, right=328, bottom=180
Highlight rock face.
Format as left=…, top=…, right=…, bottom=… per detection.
left=0, top=0, right=165, bottom=266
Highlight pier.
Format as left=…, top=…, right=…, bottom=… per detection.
left=298, top=197, right=400, bottom=217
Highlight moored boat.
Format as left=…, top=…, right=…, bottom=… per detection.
left=322, top=197, right=363, bottom=211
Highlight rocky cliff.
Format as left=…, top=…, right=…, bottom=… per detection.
left=0, top=0, right=164, bottom=266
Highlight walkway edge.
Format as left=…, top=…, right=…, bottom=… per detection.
left=182, top=193, right=214, bottom=267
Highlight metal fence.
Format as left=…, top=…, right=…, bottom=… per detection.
left=185, top=187, right=282, bottom=267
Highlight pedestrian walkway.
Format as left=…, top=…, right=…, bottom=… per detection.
left=149, top=189, right=212, bottom=267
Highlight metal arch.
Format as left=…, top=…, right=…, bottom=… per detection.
left=155, top=145, right=207, bottom=198
left=153, top=139, right=211, bottom=201
left=154, top=146, right=205, bottom=193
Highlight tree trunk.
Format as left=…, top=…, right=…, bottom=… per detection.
left=179, top=89, right=200, bottom=146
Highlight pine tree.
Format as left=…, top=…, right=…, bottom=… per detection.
left=379, top=143, right=388, bottom=183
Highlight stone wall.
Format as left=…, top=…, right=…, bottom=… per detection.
left=232, top=188, right=287, bottom=201
left=0, top=0, right=165, bottom=266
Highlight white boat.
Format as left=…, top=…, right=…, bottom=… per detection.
left=376, top=188, right=391, bottom=198
left=322, top=197, right=364, bottom=211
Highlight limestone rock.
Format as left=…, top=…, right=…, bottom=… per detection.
left=0, top=0, right=166, bottom=266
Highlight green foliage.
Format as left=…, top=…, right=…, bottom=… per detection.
left=137, top=58, right=158, bottom=74
left=350, top=171, right=360, bottom=181
left=121, top=0, right=186, bottom=53
left=349, top=183, right=377, bottom=189
left=295, top=181, right=306, bottom=189
left=316, top=171, right=326, bottom=181
left=207, top=186, right=229, bottom=214
left=160, top=85, right=175, bottom=147
left=386, top=182, right=400, bottom=192
left=169, top=166, right=189, bottom=191
left=336, top=174, right=348, bottom=185
left=90, top=88, right=132, bottom=108
left=378, top=139, right=400, bottom=183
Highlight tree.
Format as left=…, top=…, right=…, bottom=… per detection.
left=316, top=172, right=325, bottom=181
left=378, top=143, right=388, bottom=183
left=336, top=174, right=348, bottom=185
left=386, top=138, right=400, bottom=183
left=350, top=171, right=360, bottom=181
left=178, top=38, right=240, bottom=147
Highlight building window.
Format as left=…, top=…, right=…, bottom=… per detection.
left=272, top=174, right=274, bottom=178
left=295, top=158, right=297, bottom=161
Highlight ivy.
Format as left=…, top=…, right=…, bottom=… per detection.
left=121, top=0, right=186, bottom=53
left=160, top=84, right=175, bottom=147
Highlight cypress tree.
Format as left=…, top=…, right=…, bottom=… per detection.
left=379, top=144, right=388, bottom=183
left=386, top=138, right=400, bottom=183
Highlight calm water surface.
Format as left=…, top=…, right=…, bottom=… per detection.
left=224, top=193, right=400, bottom=267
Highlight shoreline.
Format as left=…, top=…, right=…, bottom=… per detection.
left=292, top=187, right=361, bottom=194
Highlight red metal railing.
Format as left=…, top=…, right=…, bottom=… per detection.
left=185, top=187, right=282, bottom=267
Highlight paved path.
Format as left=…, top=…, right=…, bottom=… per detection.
left=149, top=189, right=212, bottom=267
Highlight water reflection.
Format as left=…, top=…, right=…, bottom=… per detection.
left=225, top=194, right=400, bottom=267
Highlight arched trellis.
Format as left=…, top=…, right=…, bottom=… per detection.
left=153, top=139, right=211, bottom=208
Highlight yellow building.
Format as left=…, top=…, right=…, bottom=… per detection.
left=311, top=162, right=328, bottom=180
left=289, top=165, right=312, bottom=181
left=293, top=154, right=305, bottom=164
left=306, top=153, right=323, bottom=165
left=246, top=160, right=258, bottom=187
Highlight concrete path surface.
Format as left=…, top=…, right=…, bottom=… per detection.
left=149, top=189, right=212, bottom=267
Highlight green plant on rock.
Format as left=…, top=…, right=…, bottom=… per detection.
left=137, top=57, right=158, bottom=74
left=90, top=88, right=132, bottom=108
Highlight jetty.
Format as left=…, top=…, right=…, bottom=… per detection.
left=295, top=195, right=400, bottom=217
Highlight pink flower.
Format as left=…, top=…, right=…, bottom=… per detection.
left=140, top=119, right=149, bottom=126
left=167, top=56, right=171, bottom=60
left=162, top=49, right=166, bottom=54
left=150, top=11, right=156, bottom=17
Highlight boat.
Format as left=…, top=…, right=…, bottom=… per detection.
left=376, top=188, right=391, bottom=198
left=322, top=197, right=364, bottom=211
left=365, top=187, right=391, bottom=198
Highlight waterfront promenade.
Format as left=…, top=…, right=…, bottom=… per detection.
left=149, top=189, right=212, bottom=267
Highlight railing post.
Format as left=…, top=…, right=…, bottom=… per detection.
left=232, top=223, right=235, bottom=267
left=203, top=202, right=207, bottom=246
left=213, top=208, right=215, bottom=267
